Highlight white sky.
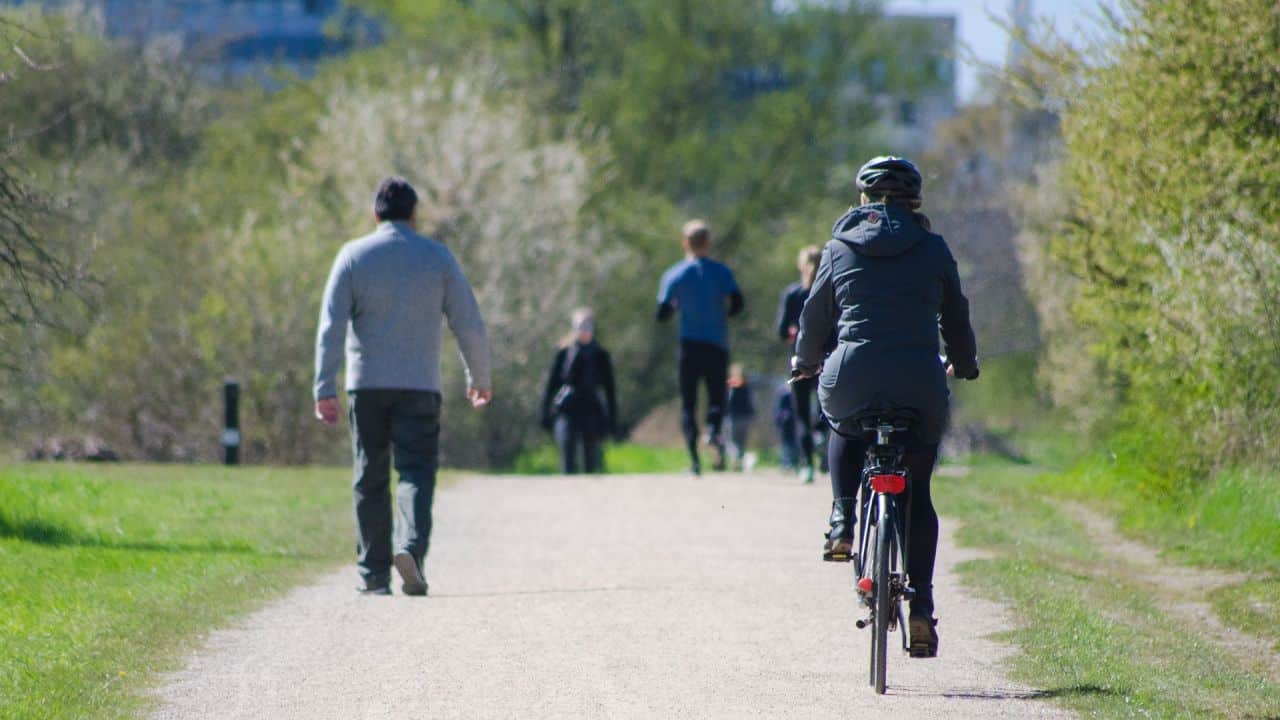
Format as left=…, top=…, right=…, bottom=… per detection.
left=885, top=0, right=1107, bottom=102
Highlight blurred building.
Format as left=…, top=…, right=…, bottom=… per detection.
left=877, top=13, right=959, bottom=152
left=4, top=0, right=374, bottom=78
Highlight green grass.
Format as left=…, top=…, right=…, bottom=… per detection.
left=935, top=456, right=1280, bottom=719
left=1211, top=579, right=1280, bottom=653
left=511, top=442, right=693, bottom=474
left=0, top=463, right=352, bottom=720
left=1053, top=458, right=1280, bottom=573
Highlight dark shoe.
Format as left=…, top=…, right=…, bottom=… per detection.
left=908, top=615, right=939, bottom=658
left=357, top=580, right=391, bottom=596
left=690, top=458, right=702, bottom=476
left=709, top=438, right=727, bottom=472
left=394, top=552, right=428, bottom=597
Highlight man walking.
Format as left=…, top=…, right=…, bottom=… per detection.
left=314, top=177, right=492, bottom=596
left=656, top=219, right=744, bottom=475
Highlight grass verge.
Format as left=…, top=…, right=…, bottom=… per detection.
left=934, top=456, right=1280, bottom=719
left=0, top=462, right=351, bottom=720
left=511, top=442, right=693, bottom=474
left=1054, top=458, right=1280, bottom=573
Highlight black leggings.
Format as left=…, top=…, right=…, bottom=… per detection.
left=829, top=430, right=940, bottom=614
left=677, top=340, right=728, bottom=461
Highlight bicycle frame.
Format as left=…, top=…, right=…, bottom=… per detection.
left=854, top=421, right=915, bottom=661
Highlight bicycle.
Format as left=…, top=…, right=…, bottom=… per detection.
left=847, top=414, right=919, bottom=694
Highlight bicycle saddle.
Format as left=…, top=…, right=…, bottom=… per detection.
left=856, top=410, right=917, bottom=434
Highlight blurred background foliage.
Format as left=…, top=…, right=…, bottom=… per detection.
left=2, top=0, right=1278, bottom=486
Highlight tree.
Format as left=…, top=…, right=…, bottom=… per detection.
left=1032, top=0, right=1280, bottom=469
left=0, top=16, right=78, bottom=333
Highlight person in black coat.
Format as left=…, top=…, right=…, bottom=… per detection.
left=775, top=245, right=826, bottom=483
left=793, top=156, right=979, bottom=655
left=540, top=308, right=618, bottom=474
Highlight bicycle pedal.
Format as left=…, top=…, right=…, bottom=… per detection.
left=823, top=551, right=852, bottom=562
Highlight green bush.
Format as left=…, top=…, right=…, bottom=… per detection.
left=1037, top=0, right=1280, bottom=468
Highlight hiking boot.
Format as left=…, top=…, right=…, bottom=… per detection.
left=394, top=552, right=428, bottom=597
left=822, top=496, right=856, bottom=561
left=908, top=615, right=939, bottom=658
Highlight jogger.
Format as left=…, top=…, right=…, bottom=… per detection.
left=656, top=219, right=744, bottom=474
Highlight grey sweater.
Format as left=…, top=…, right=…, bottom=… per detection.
left=314, top=221, right=491, bottom=399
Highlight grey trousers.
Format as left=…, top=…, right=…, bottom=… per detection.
left=349, top=389, right=441, bottom=587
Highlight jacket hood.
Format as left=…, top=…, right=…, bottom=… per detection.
left=831, top=202, right=928, bottom=257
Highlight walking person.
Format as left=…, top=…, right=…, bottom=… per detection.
left=792, top=156, right=979, bottom=657
left=724, top=364, right=756, bottom=471
left=773, top=384, right=799, bottom=471
left=314, top=177, right=492, bottom=597
left=539, top=308, right=618, bottom=474
left=656, top=219, right=744, bottom=475
left=775, top=245, right=826, bottom=484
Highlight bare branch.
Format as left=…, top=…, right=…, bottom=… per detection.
left=12, top=44, right=59, bottom=71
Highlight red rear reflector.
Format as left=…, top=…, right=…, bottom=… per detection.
left=858, top=577, right=874, bottom=594
left=870, top=473, right=907, bottom=494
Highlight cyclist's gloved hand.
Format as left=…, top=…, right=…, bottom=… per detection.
left=789, top=355, right=820, bottom=383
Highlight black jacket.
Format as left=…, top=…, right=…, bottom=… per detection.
left=727, top=383, right=756, bottom=419
left=794, top=202, right=978, bottom=442
left=540, top=341, right=618, bottom=429
left=775, top=282, right=808, bottom=348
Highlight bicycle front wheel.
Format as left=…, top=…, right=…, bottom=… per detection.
left=872, top=495, right=892, bottom=694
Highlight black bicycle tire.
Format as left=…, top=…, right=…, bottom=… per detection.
left=866, top=525, right=877, bottom=688
left=860, top=490, right=875, bottom=687
left=873, top=495, right=892, bottom=694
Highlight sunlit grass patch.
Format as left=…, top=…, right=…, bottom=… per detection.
left=0, top=463, right=351, bottom=719
left=511, top=442, right=692, bottom=474
left=935, top=460, right=1280, bottom=719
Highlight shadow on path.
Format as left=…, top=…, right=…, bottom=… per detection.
left=0, top=515, right=258, bottom=555
left=890, top=683, right=1117, bottom=701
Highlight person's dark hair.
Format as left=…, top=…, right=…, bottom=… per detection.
left=374, top=177, right=419, bottom=221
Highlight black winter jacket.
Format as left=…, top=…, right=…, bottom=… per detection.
left=794, top=202, right=978, bottom=442
left=540, top=341, right=618, bottom=430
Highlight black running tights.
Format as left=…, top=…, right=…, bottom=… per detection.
left=677, top=340, right=728, bottom=462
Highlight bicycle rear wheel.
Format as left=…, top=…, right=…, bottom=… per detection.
left=872, top=495, right=892, bottom=694
left=865, top=539, right=877, bottom=688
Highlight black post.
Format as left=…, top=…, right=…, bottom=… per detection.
left=223, top=379, right=240, bottom=466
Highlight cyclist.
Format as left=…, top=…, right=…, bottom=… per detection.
left=656, top=219, right=744, bottom=475
left=775, top=245, right=827, bottom=484
left=792, top=156, right=979, bottom=657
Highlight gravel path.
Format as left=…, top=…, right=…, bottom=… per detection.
left=152, top=471, right=1073, bottom=719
